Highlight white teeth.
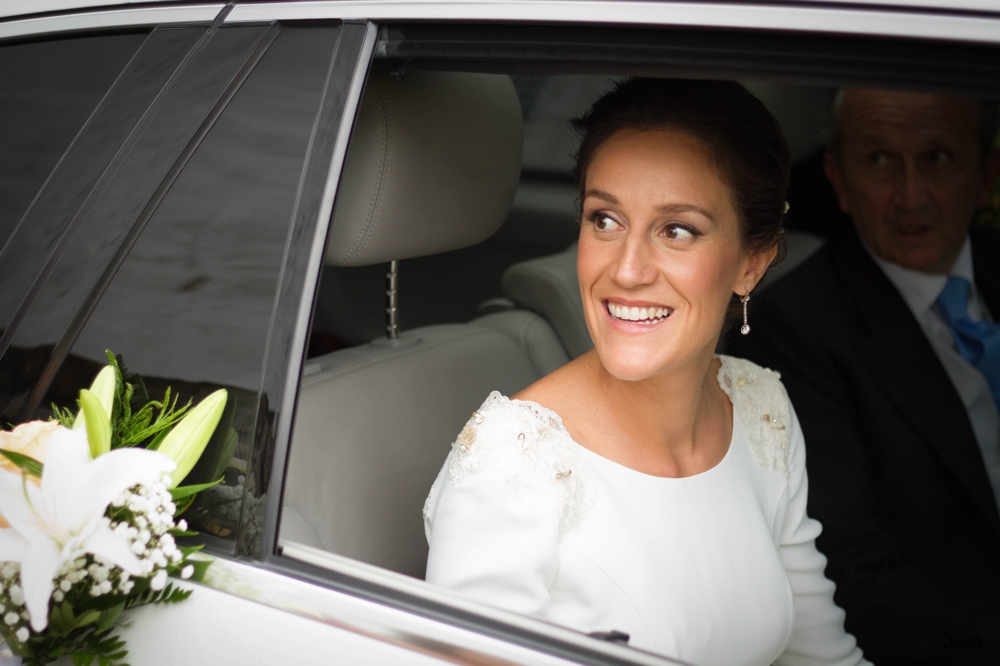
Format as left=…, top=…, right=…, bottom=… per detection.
left=606, top=302, right=671, bottom=324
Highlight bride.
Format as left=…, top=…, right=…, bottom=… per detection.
left=423, top=78, right=869, bottom=666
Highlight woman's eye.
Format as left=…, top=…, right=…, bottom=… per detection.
left=664, top=224, right=695, bottom=240
left=592, top=213, right=620, bottom=232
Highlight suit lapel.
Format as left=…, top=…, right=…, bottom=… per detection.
left=971, top=227, right=1000, bottom=320
left=835, top=231, right=1000, bottom=540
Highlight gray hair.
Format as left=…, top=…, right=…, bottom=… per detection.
left=826, top=89, right=999, bottom=164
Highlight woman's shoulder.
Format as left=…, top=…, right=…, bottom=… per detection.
left=716, top=354, right=794, bottom=474
left=441, top=391, right=597, bottom=535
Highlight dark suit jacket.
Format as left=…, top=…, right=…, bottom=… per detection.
left=729, top=227, right=1000, bottom=665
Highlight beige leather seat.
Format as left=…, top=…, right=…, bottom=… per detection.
left=281, top=71, right=568, bottom=578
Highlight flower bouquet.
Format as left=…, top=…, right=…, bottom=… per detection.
left=0, top=352, right=229, bottom=666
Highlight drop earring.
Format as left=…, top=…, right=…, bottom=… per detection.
left=740, top=292, right=751, bottom=335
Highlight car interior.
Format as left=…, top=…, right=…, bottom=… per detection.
left=280, top=67, right=846, bottom=579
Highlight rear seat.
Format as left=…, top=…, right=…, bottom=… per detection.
left=281, top=70, right=566, bottom=578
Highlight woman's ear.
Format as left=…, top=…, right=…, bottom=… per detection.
left=738, top=244, right=778, bottom=294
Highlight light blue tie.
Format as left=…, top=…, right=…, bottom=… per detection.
left=935, top=275, right=1000, bottom=413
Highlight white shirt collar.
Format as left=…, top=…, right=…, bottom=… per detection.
left=865, top=236, right=975, bottom=318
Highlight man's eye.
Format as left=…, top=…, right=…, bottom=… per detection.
left=868, top=152, right=889, bottom=167
left=665, top=224, right=695, bottom=240
left=929, top=149, right=951, bottom=165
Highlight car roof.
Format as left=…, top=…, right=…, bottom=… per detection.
left=3, top=0, right=1000, bottom=22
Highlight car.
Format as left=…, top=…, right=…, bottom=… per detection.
left=2, top=1, right=1000, bottom=663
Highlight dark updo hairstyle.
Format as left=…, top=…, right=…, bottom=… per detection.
left=572, top=78, right=790, bottom=322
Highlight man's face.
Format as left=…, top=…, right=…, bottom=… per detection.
left=824, top=90, right=998, bottom=274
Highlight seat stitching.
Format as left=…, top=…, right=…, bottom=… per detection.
left=341, top=82, right=392, bottom=264
left=302, top=328, right=500, bottom=389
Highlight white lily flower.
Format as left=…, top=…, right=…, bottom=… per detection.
left=0, top=426, right=175, bottom=631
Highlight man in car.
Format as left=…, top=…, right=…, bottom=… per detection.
left=729, top=89, right=1000, bottom=664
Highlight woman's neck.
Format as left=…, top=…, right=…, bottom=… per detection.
left=531, top=346, right=732, bottom=478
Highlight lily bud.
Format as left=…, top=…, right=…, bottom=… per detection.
left=78, top=389, right=111, bottom=458
left=73, top=365, right=116, bottom=433
left=158, top=389, right=227, bottom=488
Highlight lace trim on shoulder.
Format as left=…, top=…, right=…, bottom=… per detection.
left=437, top=391, right=597, bottom=537
left=717, top=356, right=791, bottom=474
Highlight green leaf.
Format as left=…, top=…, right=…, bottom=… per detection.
left=79, top=389, right=111, bottom=458
left=96, top=602, right=125, bottom=635
left=0, top=448, right=43, bottom=478
left=173, top=492, right=196, bottom=516
left=73, top=653, right=96, bottom=666
left=169, top=478, right=222, bottom=501
left=145, top=428, right=168, bottom=452
left=77, top=610, right=101, bottom=627
left=187, top=558, right=212, bottom=583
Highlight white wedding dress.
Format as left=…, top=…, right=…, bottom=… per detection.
left=423, top=355, right=870, bottom=666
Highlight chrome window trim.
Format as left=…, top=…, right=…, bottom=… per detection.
left=255, top=20, right=379, bottom=559
left=226, top=0, right=1000, bottom=45
left=0, top=5, right=224, bottom=42
left=197, top=542, right=671, bottom=665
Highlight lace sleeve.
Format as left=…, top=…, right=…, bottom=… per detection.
left=423, top=392, right=595, bottom=617
left=717, top=355, right=792, bottom=474
left=427, top=391, right=596, bottom=536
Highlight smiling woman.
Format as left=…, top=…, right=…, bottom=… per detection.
left=423, top=79, right=870, bottom=665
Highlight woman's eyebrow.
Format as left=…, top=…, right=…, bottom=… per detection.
left=583, top=189, right=619, bottom=205
left=657, top=203, right=715, bottom=221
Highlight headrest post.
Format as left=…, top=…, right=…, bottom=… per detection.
left=386, top=260, right=399, bottom=339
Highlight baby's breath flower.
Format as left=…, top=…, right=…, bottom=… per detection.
left=4, top=612, right=19, bottom=626
left=150, top=570, right=167, bottom=592
left=1, top=647, right=12, bottom=658
left=52, top=590, right=64, bottom=603
left=8, top=586, right=23, bottom=607
left=15, top=627, right=28, bottom=642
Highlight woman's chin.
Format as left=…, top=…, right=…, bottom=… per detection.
left=596, top=351, right=670, bottom=383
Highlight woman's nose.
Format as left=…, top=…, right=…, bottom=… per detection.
left=610, top=233, right=657, bottom=288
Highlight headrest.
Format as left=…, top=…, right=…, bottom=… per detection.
left=501, top=242, right=594, bottom=359
left=326, top=71, right=523, bottom=267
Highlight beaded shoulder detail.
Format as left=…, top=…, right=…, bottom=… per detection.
left=436, top=391, right=597, bottom=537
left=716, top=355, right=791, bottom=474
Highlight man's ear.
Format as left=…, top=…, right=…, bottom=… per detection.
left=824, top=150, right=852, bottom=214
left=977, top=148, right=1000, bottom=208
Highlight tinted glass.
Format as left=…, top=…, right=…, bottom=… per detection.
left=0, top=26, right=206, bottom=384
left=0, top=31, right=148, bottom=251
left=34, top=26, right=345, bottom=554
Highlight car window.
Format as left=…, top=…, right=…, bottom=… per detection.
left=0, top=31, right=149, bottom=252
left=273, top=18, right=1000, bottom=664
left=2, top=25, right=346, bottom=555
